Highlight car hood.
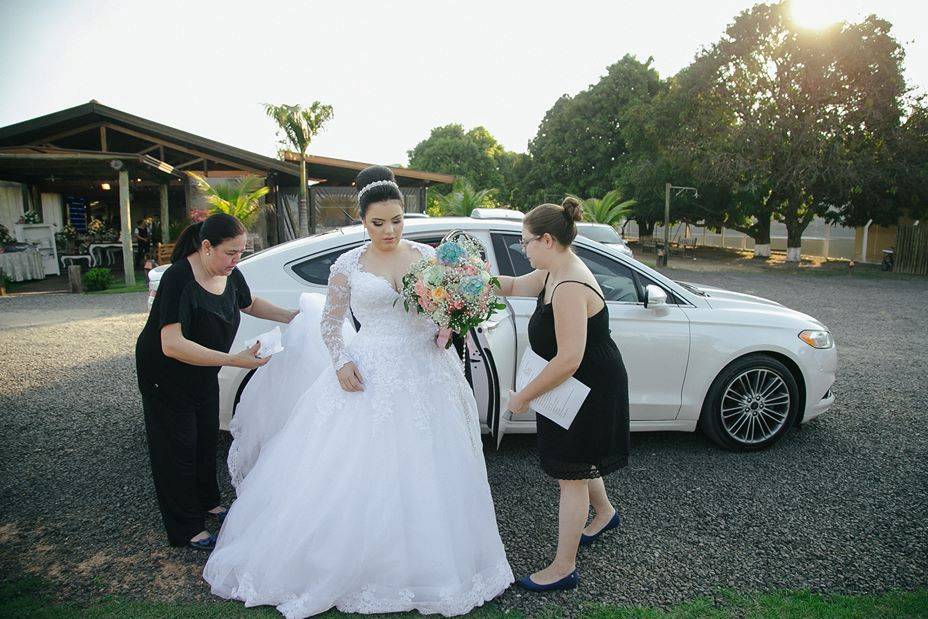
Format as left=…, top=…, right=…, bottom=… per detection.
left=682, top=282, right=829, bottom=330
left=688, top=284, right=784, bottom=308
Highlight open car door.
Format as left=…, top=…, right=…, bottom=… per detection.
left=466, top=300, right=518, bottom=448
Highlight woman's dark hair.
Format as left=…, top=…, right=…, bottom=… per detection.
left=356, top=165, right=404, bottom=218
left=171, top=213, right=246, bottom=263
left=524, top=196, right=583, bottom=246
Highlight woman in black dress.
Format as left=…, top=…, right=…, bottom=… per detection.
left=135, top=213, right=297, bottom=550
left=495, top=197, right=629, bottom=591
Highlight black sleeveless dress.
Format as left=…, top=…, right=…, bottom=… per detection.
left=527, top=276, right=630, bottom=479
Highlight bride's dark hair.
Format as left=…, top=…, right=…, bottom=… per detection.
left=356, top=165, right=404, bottom=218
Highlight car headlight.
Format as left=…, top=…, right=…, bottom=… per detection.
left=799, top=330, right=833, bottom=349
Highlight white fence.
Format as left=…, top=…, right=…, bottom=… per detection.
left=622, top=217, right=857, bottom=260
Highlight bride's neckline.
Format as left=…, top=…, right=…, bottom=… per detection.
left=356, top=240, right=425, bottom=295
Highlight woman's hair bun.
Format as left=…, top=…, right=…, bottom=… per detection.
left=561, top=196, right=583, bottom=222
left=355, top=165, right=404, bottom=217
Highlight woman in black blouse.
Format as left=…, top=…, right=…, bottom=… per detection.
left=135, top=213, right=297, bottom=549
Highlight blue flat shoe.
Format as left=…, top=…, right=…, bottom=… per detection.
left=516, top=569, right=579, bottom=592
left=188, top=534, right=217, bottom=550
left=580, top=510, right=621, bottom=546
left=207, top=508, right=228, bottom=522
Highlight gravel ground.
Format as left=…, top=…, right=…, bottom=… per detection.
left=1, top=271, right=927, bottom=617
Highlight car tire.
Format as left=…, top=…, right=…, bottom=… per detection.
left=701, top=354, right=799, bottom=451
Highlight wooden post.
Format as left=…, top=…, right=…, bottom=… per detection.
left=659, top=182, right=670, bottom=267
left=160, top=183, right=170, bottom=242
left=118, top=169, right=136, bottom=285
left=68, top=264, right=84, bottom=293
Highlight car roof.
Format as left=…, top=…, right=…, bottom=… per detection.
left=153, top=217, right=697, bottom=306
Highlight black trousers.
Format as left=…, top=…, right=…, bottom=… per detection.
left=141, top=387, right=220, bottom=546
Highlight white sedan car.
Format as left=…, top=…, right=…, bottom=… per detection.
left=575, top=222, right=634, bottom=258
left=147, top=217, right=837, bottom=451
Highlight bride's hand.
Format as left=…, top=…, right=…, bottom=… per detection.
left=336, top=362, right=365, bottom=392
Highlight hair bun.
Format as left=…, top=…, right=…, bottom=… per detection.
left=356, top=165, right=396, bottom=192
left=561, top=196, right=583, bottom=222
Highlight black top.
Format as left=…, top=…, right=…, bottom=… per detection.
left=135, top=258, right=252, bottom=404
left=527, top=277, right=630, bottom=479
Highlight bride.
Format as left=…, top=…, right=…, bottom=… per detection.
left=203, top=166, right=513, bottom=617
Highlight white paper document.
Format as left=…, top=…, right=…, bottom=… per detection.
left=515, top=348, right=589, bottom=430
left=248, top=326, right=285, bottom=358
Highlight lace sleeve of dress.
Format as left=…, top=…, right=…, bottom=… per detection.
left=411, top=240, right=437, bottom=260
left=320, top=250, right=357, bottom=370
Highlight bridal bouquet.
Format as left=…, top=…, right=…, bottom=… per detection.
left=399, top=234, right=506, bottom=348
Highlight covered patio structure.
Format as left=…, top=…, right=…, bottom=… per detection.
left=0, top=151, right=184, bottom=284
left=0, top=100, right=453, bottom=285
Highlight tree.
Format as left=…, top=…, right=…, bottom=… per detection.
left=264, top=102, right=334, bottom=237
left=433, top=178, right=498, bottom=217
left=568, top=190, right=635, bottom=227
left=407, top=124, right=523, bottom=205
left=512, top=55, right=662, bottom=210
left=189, top=173, right=270, bottom=227
left=690, top=3, right=909, bottom=260
left=620, top=53, right=770, bottom=249
left=840, top=99, right=928, bottom=227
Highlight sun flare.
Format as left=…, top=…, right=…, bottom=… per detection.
left=789, top=0, right=842, bottom=29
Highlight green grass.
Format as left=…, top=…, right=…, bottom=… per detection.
left=84, top=281, right=149, bottom=295
left=3, top=576, right=926, bottom=618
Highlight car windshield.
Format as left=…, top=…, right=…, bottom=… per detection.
left=578, top=226, right=622, bottom=244
left=674, top=281, right=709, bottom=296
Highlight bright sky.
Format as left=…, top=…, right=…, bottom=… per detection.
left=1, top=0, right=924, bottom=166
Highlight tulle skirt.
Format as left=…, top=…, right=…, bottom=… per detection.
left=204, top=294, right=513, bottom=617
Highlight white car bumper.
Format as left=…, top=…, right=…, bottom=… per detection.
left=800, top=344, right=838, bottom=423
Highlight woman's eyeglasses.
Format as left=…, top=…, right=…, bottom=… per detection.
left=518, top=236, right=541, bottom=253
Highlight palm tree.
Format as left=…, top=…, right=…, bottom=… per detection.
left=189, top=173, right=270, bottom=227
left=264, top=102, right=334, bottom=236
left=569, top=189, right=636, bottom=227
left=435, top=179, right=498, bottom=217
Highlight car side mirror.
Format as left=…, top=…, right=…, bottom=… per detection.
left=643, top=284, right=667, bottom=309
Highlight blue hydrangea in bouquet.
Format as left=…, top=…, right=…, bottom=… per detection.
left=399, top=232, right=506, bottom=349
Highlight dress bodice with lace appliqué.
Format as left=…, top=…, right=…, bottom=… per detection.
left=320, top=240, right=440, bottom=370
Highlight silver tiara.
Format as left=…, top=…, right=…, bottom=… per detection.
left=357, top=179, right=399, bottom=200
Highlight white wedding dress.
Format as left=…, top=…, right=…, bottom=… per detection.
left=203, top=240, right=513, bottom=618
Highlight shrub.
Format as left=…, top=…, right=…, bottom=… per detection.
left=84, top=268, right=113, bottom=292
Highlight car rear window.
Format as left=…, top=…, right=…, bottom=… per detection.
left=290, top=245, right=363, bottom=285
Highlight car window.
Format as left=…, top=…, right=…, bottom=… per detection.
left=290, top=236, right=462, bottom=286
left=492, top=233, right=640, bottom=303
left=491, top=234, right=533, bottom=277
left=572, top=246, right=641, bottom=303
left=412, top=233, right=489, bottom=261
left=290, top=244, right=363, bottom=285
